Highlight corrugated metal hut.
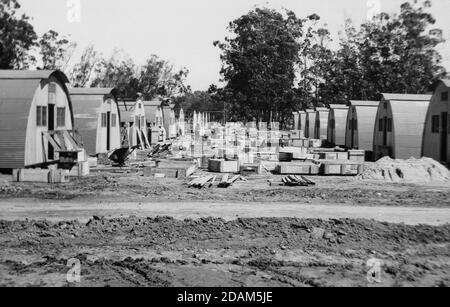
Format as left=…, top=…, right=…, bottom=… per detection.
left=69, top=88, right=121, bottom=156
left=327, top=104, right=349, bottom=147
left=345, top=101, right=380, bottom=154
left=315, top=107, right=330, bottom=140
left=118, top=99, right=150, bottom=148
left=143, top=99, right=165, bottom=145
left=0, top=70, right=82, bottom=170
left=305, top=109, right=316, bottom=139
left=373, top=94, right=431, bottom=160
left=422, top=80, right=450, bottom=164
left=143, top=98, right=164, bottom=128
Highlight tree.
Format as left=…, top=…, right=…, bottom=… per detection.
left=91, top=50, right=189, bottom=100
left=137, top=55, right=190, bottom=99
left=0, top=0, right=37, bottom=69
left=91, top=49, right=138, bottom=98
left=68, top=44, right=102, bottom=87
left=214, top=8, right=304, bottom=125
left=39, top=30, right=75, bottom=70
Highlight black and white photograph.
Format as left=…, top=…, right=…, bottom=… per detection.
left=0, top=0, right=449, bottom=291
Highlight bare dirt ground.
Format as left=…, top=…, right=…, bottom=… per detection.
left=1, top=171, right=449, bottom=287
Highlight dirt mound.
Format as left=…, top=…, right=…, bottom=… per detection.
left=358, top=157, right=450, bottom=183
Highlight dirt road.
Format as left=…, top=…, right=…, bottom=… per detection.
left=1, top=199, right=450, bottom=225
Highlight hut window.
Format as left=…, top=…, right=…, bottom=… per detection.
left=432, top=115, right=440, bottom=133
left=111, top=114, right=117, bottom=127
left=48, top=83, right=56, bottom=104
left=36, top=106, right=47, bottom=127
left=387, top=118, right=393, bottom=132
left=442, top=92, right=449, bottom=102
left=56, top=107, right=66, bottom=127
left=101, top=113, right=107, bottom=128
left=378, top=118, right=383, bottom=132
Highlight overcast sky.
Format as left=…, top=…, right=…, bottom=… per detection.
left=19, top=0, right=450, bottom=90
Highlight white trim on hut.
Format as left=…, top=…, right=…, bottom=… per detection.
left=422, top=80, right=450, bottom=164
left=373, top=94, right=431, bottom=160
left=327, top=104, right=349, bottom=147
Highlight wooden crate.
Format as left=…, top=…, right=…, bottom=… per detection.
left=17, top=169, right=50, bottom=183
left=208, top=159, right=239, bottom=173
left=309, top=139, right=322, bottom=148
left=68, top=161, right=90, bottom=177
left=348, top=150, right=366, bottom=163
left=336, top=152, right=349, bottom=160
left=310, top=164, right=320, bottom=175
left=321, top=163, right=342, bottom=175
left=279, top=152, right=293, bottom=162
left=260, top=161, right=279, bottom=172
left=341, top=163, right=360, bottom=176
left=320, top=152, right=338, bottom=160
left=277, top=162, right=312, bottom=175
left=240, top=164, right=263, bottom=176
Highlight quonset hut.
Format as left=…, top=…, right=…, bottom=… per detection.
left=345, top=101, right=380, bottom=159
left=373, top=94, right=431, bottom=160
left=69, top=88, right=121, bottom=156
left=0, top=70, right=83, bottom=171
left=327, top=104, right=349, bottom=147
left=422, top=80, right=450, bottom=164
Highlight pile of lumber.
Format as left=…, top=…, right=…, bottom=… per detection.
left=149, top=144, right=172, bottom=158
left=188, top=175, right=217, bottom=189
left=281, top=175, right=316, bottom=187
left=217, top=174, right=247, bottom=188
left=188, top=174, right=247, bottom=189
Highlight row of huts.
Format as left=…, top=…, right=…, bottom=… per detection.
left=292, top=79, right=450, bottom=164
left=0, top=70, right=185, bottom=170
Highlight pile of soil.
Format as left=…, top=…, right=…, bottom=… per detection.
left=358, top=157, right=450, bottom=183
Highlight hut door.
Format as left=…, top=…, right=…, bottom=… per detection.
left=48, top=105, right=55, bottom=160
left=106, top=112, right=111, bottom=151
left=441, top=112, right=448, bottom=161
left=383, top=116, right=388, bottom=146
